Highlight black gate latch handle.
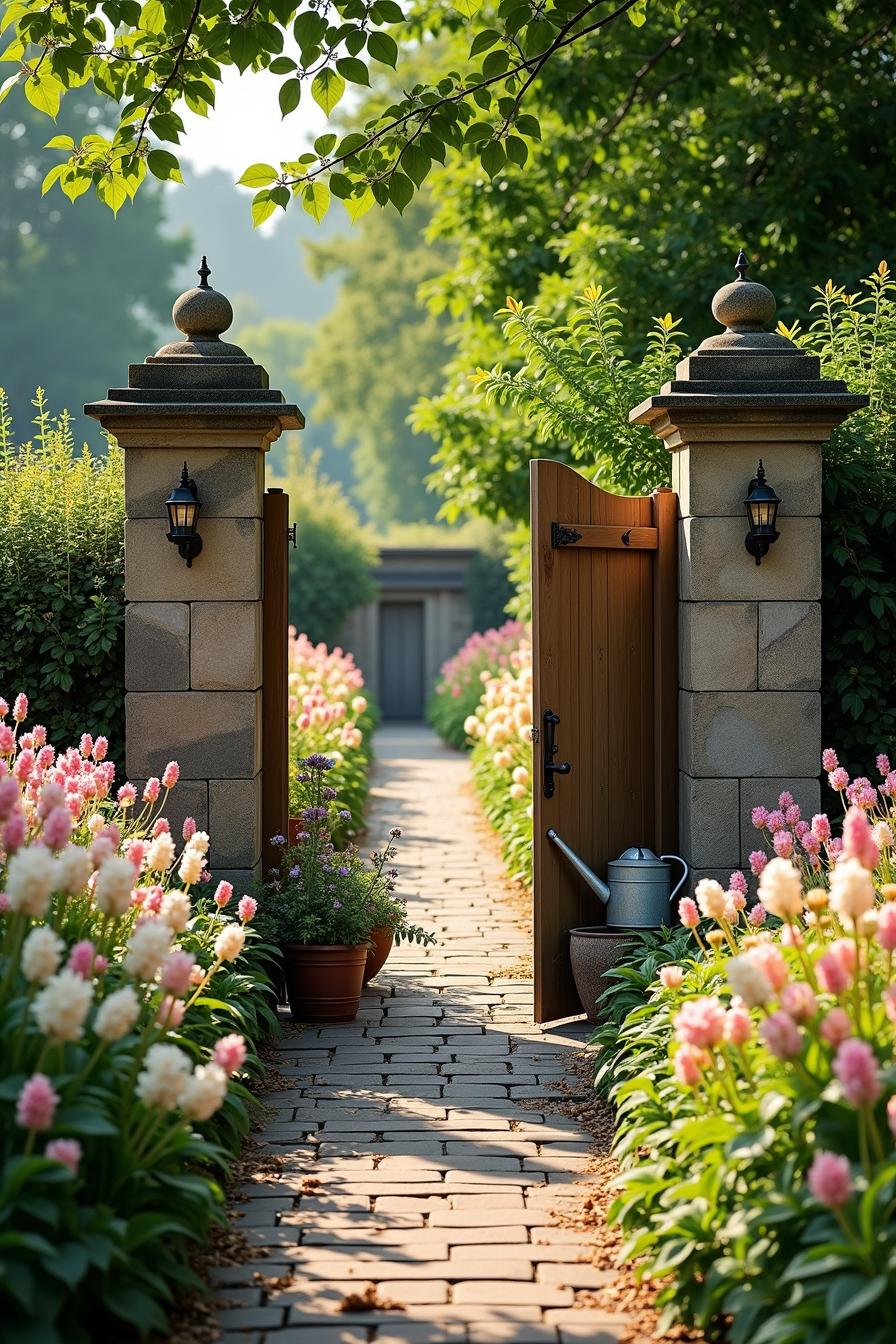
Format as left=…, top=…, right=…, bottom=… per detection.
left=543, top=709, right=572, bottom=798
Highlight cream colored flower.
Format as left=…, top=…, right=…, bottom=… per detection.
left=726, top=952, right=774, bottom=1009
left=873, top=821, right=894, bottom=851
left=145, top=832, right=176, bottom=873
left=56, top=845, right=93, bottom=896
left=695, top=878, right=726, bottom=921
left=32, top=969, right=93, bottom=1041
left=177, top=848, right=204, bottom=887
left=94, top=985, right=141, bottom=1041
left=94, top=856, right=135, bottom=918
left=125, top=919, right=172, bottom=982
left=758, top=857, right=804, bottom=920
left=829, top=856, right=875, bottom=926
left=21, top=926, right=64, bottom=983
left=179, top=1062, right=228, bottom=1122
left=187, top=831, right=210, bottom=858
left=6, top=847, right=57, bottom=918
left=136, top=1043, right=191, bottom=1110
left=214, top=924, right=245, bottom=963
left=161, top=890, right=192, bottom=933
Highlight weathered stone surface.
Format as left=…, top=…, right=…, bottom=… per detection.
left=680, top=690, right=820, bottom=778
left=738, top=777, right=821, bottom=865
left=758, top=602, right=821, bottom=691
left=125, top=690, right=261, bottom=780
left=125, top=446, right=263, bottom=518
left=679, top=516, right=821, bottom=602
left=132, top=777, right=208, bottom=837
left=125, top=518, right=261, bottom=602
left=209, top=776, right=262, bottom=869
left=679, top=774, right=741, bottom=869
left=212, top=866, right=261, bottom=898
left=673, top=441, right=822, bottom=518
left=679, top=602, right=757, bottom=691
left=125, top=603, right=189, bottom=691
left=192, top=601, right=262, bottom=690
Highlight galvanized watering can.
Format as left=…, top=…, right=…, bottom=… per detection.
left=547, top=829, right=689, bottom=928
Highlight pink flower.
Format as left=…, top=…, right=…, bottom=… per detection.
left=876, top=904, right=896, bottom=951
left=761, top=1010, right=803, bottom=1059
left=45, top=1137, right=82, bottom=1174
left=888, top=1096, right=896, bottom=1140
left=820, top=1007, right=852, bottom=1046
left=751, top=943, right=789, bottom=992
left=124, top=839, right=146, bottom=874
left=884, top=987, right=896, bottom=1024
left=748, top=902, right=767, bottom=926
left=182, top=816, right=197, bottom=841
left=784, top=804, right=802, bottom=826
left=152, top=818, right=171, bottom=837
left=79, top=734, right=93, bottom=757
left=13, top=693, right=28, bottom=723
left=829, top=837, right=844, bottom=860
left=117, top=783, right=137, bottom=808
left=42, top=805, right=72, bottom=851
left=0, top=775, right=19, bottom=818
left=828, top=768, right=849, bottom=792
left=213, top=1033, right=247, bottom=1075
left=728, top=890, right=746, bottom=912
left=67, top=941, right=96, bottom=978
left=213, top=881, right=233, bottom=909
left=780, top=981, right=818, bottom=1023
left=724, top=1004, right=752, bottom=1045
left=877, top=754, right=891, bottom=778
left=778, top=791, right=795, bottom=810
left=238, top=895, right=257, bottom=922
left=143, top=777, right=161, bottom=803
left=817, top=951, right=851, bottom=995
left=16, top=1074, right=59, bottom=1131
left=673, top=1043, right=707, bottom=1087
left=659, top=965, right=684, bottom=990
left=751, top=806, right=769, bottom=830
left=678, top=897, right=699, bottom=929
left=801, top=832, right=821, bottom=856
left=728, top=870, right=748, bottom=895
left=822, top=748, right=839, bottom=771
left=94, top=954, right=108, bottom=975
left=773, top=829, right=794, bottom=859
left=0, top=724, right=14, bottom=753
left=749, top=851, right=768, bottom=877
left=156, top=995, right=186, bottom=1028
left=3, top=808, right=26, bottom=852
left=143, top=885, right=163, bottom=914
left=846, top=776, right=877, bottom=809
left=767, top=810, right=786, bottom=833
left=162, top=761, right=180, bottom=789
left=834, top=1038, right=882, bottom=1107
left=808, top=1150, right=852, bottom=1207
left=93, top=736, right=108, bottom=762
left=841, top=806, right=880, bottom=869
left=160, top=950, right=195, bottom=997
left=674, top=996, right=726, bottom=1049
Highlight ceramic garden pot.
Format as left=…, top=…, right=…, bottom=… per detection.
left=363, top=925, right=395, bottom=985
left=282, top=943, right=368, bottom=1023
left=568, top=926, right=636, bottom=1022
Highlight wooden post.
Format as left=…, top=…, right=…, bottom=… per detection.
left=262, top=487, right=289, bottom=875
left=652, top=486, right=678, bottom=855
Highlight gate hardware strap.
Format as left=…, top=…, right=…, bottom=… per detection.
left=551, top=522, right=658, bottom=550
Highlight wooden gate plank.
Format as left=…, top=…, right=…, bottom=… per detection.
left=551, top=523, right=658, bottom=550
left=262, top=488, right=289, bottom=877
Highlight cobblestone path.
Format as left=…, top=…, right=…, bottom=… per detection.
left=215, top=726, right=626, bottom=1344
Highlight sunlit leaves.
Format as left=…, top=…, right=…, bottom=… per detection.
left=278, top=77, right=301, bottom=116
left=238, top=162, right=279, bottom=187
left=367, top=31, right=398, bottom=67
left=311, top=68, right=345, bottom=115
left=24, top=69, right=61, bottom=117
left=147, top=148, right=182, bottom=182
left=301, top=180, right=330, bottom=221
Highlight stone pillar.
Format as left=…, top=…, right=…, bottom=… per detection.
left=631, top=257, right=865, bottom=883
left=86, top=259, right=302, bottom=891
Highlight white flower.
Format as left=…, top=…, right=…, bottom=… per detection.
left=873, top=821, right=894, bottom=851
left=161, top=890, right=192, bottom=933
left=94, top=856, right=135, bottom=918
left=187, top=831, right=210, bottom=858
left=145, top=832, right=176, bottom=873
left=6, top=847, right=57, bottom=918
left=695, top=878, right=726, bottom=921
left=32, top=969, right=93, bottom=1041
left=136, top=1043, right=191, bottom=1110
left=179, top=1063, right=228, bottom=1122
left=93, top=985, right=141, bottom=1041
left=829, top=856, right=875, bottom=926
left=56, top=845, right=93, bottom=896
left=758, top=857, right=804, bottom=920
left=214, top=924, right=245, bottom=963
left=125, top=919, right=172, bottom=982
left=727, top=952, right=774, bottom=1009
left=21, top=926, right=64, bottom=983
left=178, top=848, right=204, bottom=887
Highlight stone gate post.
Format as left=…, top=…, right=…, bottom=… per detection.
left=631, top=257, right=865, bottom=883
left=86, top=259, right=302, bottom=891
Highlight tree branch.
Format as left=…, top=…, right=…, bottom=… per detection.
left=132, top=0, right=204, bottom=156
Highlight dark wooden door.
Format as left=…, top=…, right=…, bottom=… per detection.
left=379, top=601, right=425, bottom=720
left=531, top=460, right=678, bottom=1022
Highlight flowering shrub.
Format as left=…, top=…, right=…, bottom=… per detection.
left=0, top=692, right=276, bottom=1338
left=427, top=620, right=526, bottom=749
left=287, top=629, right=376, bottom=843
left=605, top=749, right=896, bottom=1343
left=260, top=756, right=433, bottom=948
left=464, top=637, right=534, bottom=886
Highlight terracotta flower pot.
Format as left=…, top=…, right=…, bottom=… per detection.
left=569, top=926, right=636, bottom=1023
left=282, top=942, right=368, bottom=1023
left=363, top=925, right=394, bottom=985
left=288, top=817, right=303, bottom=847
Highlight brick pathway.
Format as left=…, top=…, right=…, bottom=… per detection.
left=215, top=726, right=626, bottom=1344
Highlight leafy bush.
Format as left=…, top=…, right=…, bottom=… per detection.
left=0, top=392, right=125, bottom=754
left=605, top=753, right=896, bottom=1343
left=427, top=620, right=525, bottom=750
left=287, top=630, right=376, bottom=844
left=0, top=696, right=277, bottom=1341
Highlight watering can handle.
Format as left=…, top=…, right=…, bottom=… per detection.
left=660, top=854, right=690, bottom=907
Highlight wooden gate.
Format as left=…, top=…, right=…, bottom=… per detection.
left=261, top=487, right=290, bottom=875
left=531, top=460, right=678, bottom=1022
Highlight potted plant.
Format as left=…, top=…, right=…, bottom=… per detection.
left=362, top=849, right=436, bottom=984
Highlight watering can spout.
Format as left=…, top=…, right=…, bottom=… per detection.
left=546, top=829, right=610, bottom=904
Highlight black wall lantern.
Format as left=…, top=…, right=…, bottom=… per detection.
left=744, top=459, right=780, bottom=565
left=165, top=462, right=203, bottom=567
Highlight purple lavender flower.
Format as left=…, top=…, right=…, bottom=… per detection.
left=289, top=865, right=301, bottom=878
left=338, top=809, right=351, bottom=821
left=304, top=753, right=335, bottom=771
left=389, top=827, right=402, bottom=839
left=296, top=830, right=310, bottom=843
left=332, top=899, right=343, bottom=910
left=270, top=834, right=286, bottom=845
left=338, top=865, right=350, bottom=877
left=323, top=787, right=337, bottom=801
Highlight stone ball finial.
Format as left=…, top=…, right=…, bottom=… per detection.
left=711, top=249, right=776, bottom=333
left=171, top=256, right=234, bottom=341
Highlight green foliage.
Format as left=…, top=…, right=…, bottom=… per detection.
left=3, top=0, right=651, bottom=220
left=465, top=536, right=514, bottom=632
left=272, top=452, right=377, bottom=646
left=0, top=392, right=125, bottom=754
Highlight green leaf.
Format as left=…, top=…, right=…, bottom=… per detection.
left=301, top=181, right=330, bottom=221
left=24, top=70, right=61, bottom=117
left=453, top=0, right=483, bottom=14
left=345, top=185, right=374, bottom=221
left=402, top=143, right=430, bottom=186
left=140, top=0, right=166, bottom=33
left=336, top=56, right=370, bottom=86
left=480, top=140, right=506, bottom=178
left=96, top=173, right=129, bottom=215
left=147, top=149, right=183, bottom=182
left=628, top=0, right=648, bottom=25
left=314, top=132, right=337, bottom=155
left=239, top=162, right=279, bottom=188
left=230, top=25, right=259, bottom=73
left=505, top=134, right=528, bottom=166
left=43, top=1242, right=89, bottom=1286
left=371, top=0, right=404, bottom=20
left=44, top=134, right=74, bottom=149
left=311, top=68, right=346, bottom=114
left=41, top=163, right=66, bottom=195
left=279, top=77, right=301, bottom=117
left=388, top=171, right=414, bottom=213
left=367, top=30, right=398, bottom=67
left=827, top=1273, right=887, bottom=1325
left=293, top=10, right=327, bottom=52
left=269, top=55, right=297, bottom=74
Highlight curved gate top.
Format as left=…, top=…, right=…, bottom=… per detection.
left=530, top=459, right=678, bottom=1022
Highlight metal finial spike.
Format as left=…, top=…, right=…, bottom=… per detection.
left=197, top=255, right=211, bottom=289
left=734, top=248, right=749, bottom=281
left=180, top=461, right=190, bottom=486
left=757, top=458, right=766, bottom=483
